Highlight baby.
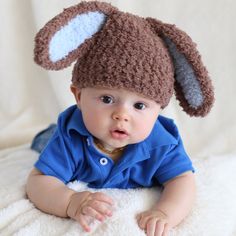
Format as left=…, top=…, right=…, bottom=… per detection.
left=26, top=1, right=214, bottom=236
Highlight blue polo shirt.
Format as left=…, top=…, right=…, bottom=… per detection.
left=34, top=105, right=194, bottom=189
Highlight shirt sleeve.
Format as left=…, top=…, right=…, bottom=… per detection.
left=155, top=130, right=195, bottom=185
left=34, top=127, right=80, bottom=184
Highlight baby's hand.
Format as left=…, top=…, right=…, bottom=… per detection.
left=136, top=209, right=170, bottom=236
left=67, top=191, right=114, bottom=232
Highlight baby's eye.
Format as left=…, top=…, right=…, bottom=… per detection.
left=100, top=95, right=114, bottom=104
left=134, top=102, right=146, bottom=110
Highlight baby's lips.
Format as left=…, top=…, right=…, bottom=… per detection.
left=110, top=130, right=129, bottom=140
left=114, top=128, right=129, bottom=135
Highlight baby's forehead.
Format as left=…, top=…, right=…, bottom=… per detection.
left=85, top=87, right=151, bottom=99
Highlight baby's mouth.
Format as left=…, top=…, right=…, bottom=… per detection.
left=110, top=129, right=129, bottom=139
left=115, top=130, right=126, bottom=134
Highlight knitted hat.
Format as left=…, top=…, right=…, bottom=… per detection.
left=34, top=1, right=214, bottom=117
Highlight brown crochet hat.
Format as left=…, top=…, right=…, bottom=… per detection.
left=34, top=1, right=214, bottom=117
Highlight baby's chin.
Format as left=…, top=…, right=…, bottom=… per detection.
left=104, top=142, right=128, bottom=150
left=93, top=134, right=146, bottom=150
left=105, top=139, right=143, bottom=150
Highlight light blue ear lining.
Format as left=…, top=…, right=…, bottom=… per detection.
left=162, top=37, right=204, bottom=109
left=49, top=11, right=107, bottom=62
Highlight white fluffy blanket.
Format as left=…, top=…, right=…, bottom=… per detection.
left=0, top=145, right=236, bottom=236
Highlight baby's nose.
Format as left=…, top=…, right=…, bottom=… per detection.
left=112, top=109, right=129, bottom=122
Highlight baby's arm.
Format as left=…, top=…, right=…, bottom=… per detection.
left=26, top=168, right=114, bottom=232
left=137, top=171, right=196, bottom=235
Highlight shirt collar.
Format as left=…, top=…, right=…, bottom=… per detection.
left=66, top=105, right=91, bottom=137
left=144, top=115, right=178, bottom=149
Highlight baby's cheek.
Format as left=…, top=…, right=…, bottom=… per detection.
left=134, top=125, right=153, bottom=142
left=83, top=114, right=103, bottom=136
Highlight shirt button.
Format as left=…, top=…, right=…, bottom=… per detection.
left=100, top=157, right=108, bottom=166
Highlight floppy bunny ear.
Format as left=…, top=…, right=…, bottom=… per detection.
left=146, top=18, right=214, bottom=117
left=34, top=1, right=117, bottom=70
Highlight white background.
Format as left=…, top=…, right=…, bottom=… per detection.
left=0, top=0, right=236, bottom=158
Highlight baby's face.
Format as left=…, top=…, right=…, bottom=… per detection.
left=71, top=86, right=161, bottom=151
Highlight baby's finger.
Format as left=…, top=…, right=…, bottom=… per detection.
left=77, top=214, right=91, bottom=233
left=93, top=192, right=114, bottom=205
left=146, top=218, right=157, bottom=236
left=162, top=223, right=170, bottom=236
left=89, top=200, right=113, bottom=217
left=154, top=220, right=165, bottom=236
left=82, top=205, right=105, bottom=222
left=137, top=214, right=148, bottom=230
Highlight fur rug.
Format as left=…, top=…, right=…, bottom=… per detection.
left=0, top=145, right=236, bottom=236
